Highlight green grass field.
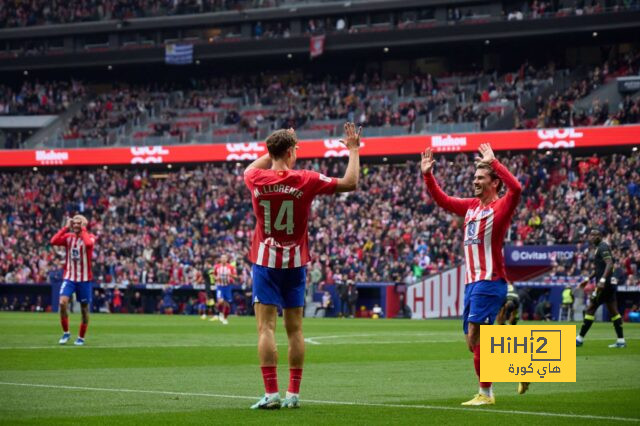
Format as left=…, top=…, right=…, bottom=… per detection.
left=0, top=312, right=638, bottom=425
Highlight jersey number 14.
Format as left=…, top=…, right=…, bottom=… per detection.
left=259, top=200, right=294, bottom=235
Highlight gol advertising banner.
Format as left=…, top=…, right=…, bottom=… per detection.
left=480, top=325, right=576, bottom=382
left=1, top=124, right=639, bottom=167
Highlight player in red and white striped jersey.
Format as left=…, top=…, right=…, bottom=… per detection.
left=422, top=143, right=522, bottom=405
left=213, top=254, right=237, bottom=325
left=244, top=124, right=361, bottom=409
left=50, top=215, right=97, bottom=346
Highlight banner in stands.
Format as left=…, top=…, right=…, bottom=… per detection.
left=504, top=245, right=577, bottom=266
left=406, top=265, right=466, bottom=319
left=1, top=124, right=639, bottom=167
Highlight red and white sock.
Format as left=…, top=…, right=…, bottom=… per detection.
left=60, top=317, right=69, bottom=333
left=261, top=366, right=278, bottom=395
left=287, top=368, right=303, bottom=397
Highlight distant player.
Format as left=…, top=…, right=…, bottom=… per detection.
left=244, top=123, right=361, bottom=409
left=213, top=254, right=237, bottom=325
left=421, top=143, right=522, bottom=405
left=576, top=228, right=625, bottom=348
left=496, top=284, right=529, bottom=395
left=496, top=283, right=519, bottom=325
left=50, top=215, right=96, bottom=346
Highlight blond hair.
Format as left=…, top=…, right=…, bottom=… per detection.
left=72, top=214, right=88, bottom=227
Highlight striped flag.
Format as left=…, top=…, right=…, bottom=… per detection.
left=165, top=43, right=193, bottom=65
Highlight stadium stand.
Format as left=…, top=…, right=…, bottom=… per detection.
left=0, top=150, right=637, bottom=289
left=1, top=56, right=632, bottom=149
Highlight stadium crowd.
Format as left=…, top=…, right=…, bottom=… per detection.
left=2, top=0, right=636, bottom=29
left=0, top=80, right=85, bottom=115
left=63, top=86, right=170, bottom=143
left=0, top=0, right=277, bottom=28
left=0, top=149, right=637, bottom=291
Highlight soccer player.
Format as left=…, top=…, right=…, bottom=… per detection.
left=576, top=228, right=625, bottom=348
left=496, top=283, right=519, bottom=326
left=50, top=215, right=96, bottom=346
left=421, top=143, right=522, bottom=406
left=213, top=254, right=237, bottom=325
left=244, top=123, right=361, bottom=409
left=496, top=284, right=530, bottom=395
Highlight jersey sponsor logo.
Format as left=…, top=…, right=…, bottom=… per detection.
left=478, top=208, right=493, bottom=219
left=464, top=238, right=481, bottom=246
left=35, top=150, right=69, bottom=165
left=130, top=146, right=169, bottom=164
left=71, top=248, right=80, bottom=259
left=536, top=128, right=583, bottom=150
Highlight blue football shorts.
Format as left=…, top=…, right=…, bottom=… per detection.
left=462, top=279, right=507, bottom=334
left=252, top=264, right=306, bottom=309
left=216, top=286, right=233, bottom=303
left=59, top=280, right=93, bottom=304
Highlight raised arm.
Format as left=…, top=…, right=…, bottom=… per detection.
left=245, top=154, right=272, bottom=172
left=477, top=143, right=522, bottom=211
left=421, top=147, right=474, bottom=216
left=336, top=123, right=361, bottom=193
left=50, top=220, right=70, bottom=246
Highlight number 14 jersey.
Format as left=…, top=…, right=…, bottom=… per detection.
left=244, top=168, right=337, bottom=269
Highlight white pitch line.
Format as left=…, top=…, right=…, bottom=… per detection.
left=0, top=381, right=638, bottom=423
left=0, top=337, right=633, bottom=351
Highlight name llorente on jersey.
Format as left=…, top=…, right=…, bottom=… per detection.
left=254, top=185, right=304, bottom=199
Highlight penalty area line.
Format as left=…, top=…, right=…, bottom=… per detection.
left=0, top=381, right=638, bottom=422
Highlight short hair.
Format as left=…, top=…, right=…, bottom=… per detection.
left=476, top=163, right=503, bottom=192
left=266, top=129, right=297, bottom=159
left=72, top=214, right=88, bottom=227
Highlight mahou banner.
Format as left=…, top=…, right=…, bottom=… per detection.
left=1, top=125, right=638, bottom=167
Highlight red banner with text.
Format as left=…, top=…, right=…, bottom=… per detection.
left=1, top=125, right=638, bottom=167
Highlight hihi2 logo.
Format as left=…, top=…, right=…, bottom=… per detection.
left=480, top=325, right=576, bottom=382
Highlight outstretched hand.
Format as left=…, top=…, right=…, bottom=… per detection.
left=339, top=122, right=362, bottom=151
left=421, top=147, right=435, bottom=175
left=476, top=143, right=495, bottom=165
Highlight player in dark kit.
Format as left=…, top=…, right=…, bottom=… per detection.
left=576, top=228, right=626, bottom=348
left=496, top=283, right=519, bottom=326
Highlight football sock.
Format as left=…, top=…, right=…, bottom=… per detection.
left=224, top=305, right=230, bottom=319
left=261, top=366, right=278, bottom=394
left=288, top=368, right=303, bottom=394
left=79, top=323, right=88, bottom=338
left=60, top=317, right=69, bottom=333
left=473, top=344, right=492, bottom=389
left=579, top=314, right=594, bottom=337
left=611, top=314, right=624, bottom=339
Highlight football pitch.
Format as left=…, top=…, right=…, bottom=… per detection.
left=0, top=313, right=638, bottom=425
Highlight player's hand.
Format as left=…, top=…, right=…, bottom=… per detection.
left=476, top=143, right=495, bottom=165
left=65, top=218, right=72, bottom=229
left=286, top=127, right=296, bottom=137
left=339, top=122, right=361, bottom=151
left=420, top=147, right=435, bottom=175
